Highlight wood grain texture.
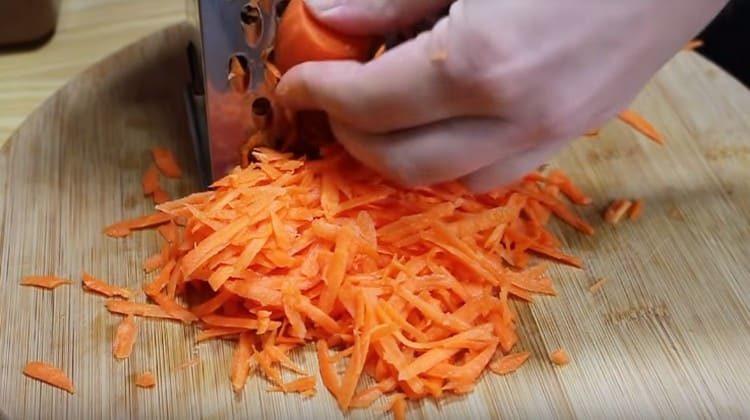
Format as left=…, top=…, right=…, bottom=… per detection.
left=1, top=23, right=750, bottom=419
left=0, top=0, right=184, bottom=143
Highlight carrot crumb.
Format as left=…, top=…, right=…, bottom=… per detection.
left=135, top=371, right=156, bottom=388
left=549, top=348, right=570, bottom=366
left=628, top=199, right=644, bottom=221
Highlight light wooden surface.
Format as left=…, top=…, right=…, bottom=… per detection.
left=1, top=22, right=750, bottom=420
left=0, top=0, right=184, bottom=144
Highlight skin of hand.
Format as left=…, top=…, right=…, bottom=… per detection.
left=277, top=0, right=729, bottom=192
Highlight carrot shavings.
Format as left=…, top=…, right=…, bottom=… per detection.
left=589, top=278, right=608, bottom=294
left=135, top=371, right=156, bottom=388
left=550, top=348, right=570, bottom=366
left=23, top=361, right=75, bottom=394
left=99, top=146, right=606, bottom=418
left=231, top=332, right=255, bottom=393
left=113, top=315, right=138, bottom=359
left=629, top=199, right=644, bottom=221
left=82, top=272, right=132, bottom=299
left=105, top=300, right=179, bottom=321
left=153, top=188, right=172, bottom=205
left=604, top=199, right=633, bottom=225
left=21, top=276, right=72, bottom=290
left=151, top=147, right=183, bottom=178
left=619, top=110, right=665, bottom=145
left=489, top=351, right=531, bottom=375
left=142, top=164, right=160, bottom=196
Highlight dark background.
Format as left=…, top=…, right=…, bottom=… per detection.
left=698, top=0, right=750, bottom=87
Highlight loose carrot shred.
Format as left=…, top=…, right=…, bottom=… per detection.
left=619, top=110, right=665, bottom=145
left=604, top=199, right=633, bottom=225
left=142, top=164, right=160, bottom=196
left=82, top=272, right=132, bottom=299
left=135, top=371, right=156, bottom=388
left=589, top=278, right=608, bottom=294
left=112, top=315, right=138, bottom=359
left=151, top=147, right=183, bottom=178
left=105, top=299, right=179, bottom=321
left=549, top=348, right=570, bottom=366
left=489, top=351, right=531, bottom=375
left=153, top=188, right=172, bottom=205
left=23, top=361, right=75, bottom=394
left=231, top=332, right=255, bottom=393
left=629, top=199, right=644, bottom=221
left=21, top=275, right=72, bottom=290
left=95, top=145, right=610, bottom=418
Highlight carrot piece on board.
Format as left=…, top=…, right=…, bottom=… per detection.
left=589, top=278, right=608, bottom=294
left=489, top=351, right=531, bottom=375
left=619, top=110, right=665, bottom=145
left=135, top=371, right=156, bottom=388
left=549, top=348, right=570, bottom=366
left=604, top=199, right=633, bottom=225
left=386, top=394, right=407, bottom=420
left=21, top=276, right=72, bottom=290
left=629, top=199, right=644, bottom=221
left=151, top=147, right=183, bottom=178
left=104, top=212, right=171, bottom=237
left=153, top=188, right=172, bottom=205
left=231, top=332, right=255, bottom=393
left=23, top=361, right=75, bottom=394
left=105, top=300, right=179, bottom=321
left=113, top=315, right=138, bottom=359
left=142, top=163, right=160, bottom=196
left=82, top=272, right=132, bottom=299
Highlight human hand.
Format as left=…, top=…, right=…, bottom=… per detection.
left=277, top=0, right=727, bottom=191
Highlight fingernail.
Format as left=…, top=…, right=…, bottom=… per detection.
left=304, top=0, right=341, bottom=12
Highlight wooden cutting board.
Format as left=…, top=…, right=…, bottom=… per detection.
left=1, top=23, right=749, bottom=419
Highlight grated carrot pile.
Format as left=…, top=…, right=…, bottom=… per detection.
left=100, top=146, right=597, bottom=415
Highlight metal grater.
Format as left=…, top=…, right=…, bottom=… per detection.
left=185, top=0, right=287, bottom=186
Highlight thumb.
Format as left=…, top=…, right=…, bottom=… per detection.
left=304, top=0, right=454, bottom=35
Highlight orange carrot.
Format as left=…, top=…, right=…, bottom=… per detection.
left=142, top=164, right=160, bottom=196
left=604, top=199, right=633, bottom=225
left=97, top=146, right=607, bottom=415
left=489, top=351, right=531, bottom=375
left=549, top=348, right=570, bottom=366
left=82, top=272, right=132, bottom=299
left=386, top=394, right=407, bottom=420
left=619, top=110, right=665, bottom=145
left=231, top=332, right=255, bottom=393
left=135, top=371, right=156, bottom=388
left=23, top=361, right=75, bottom=394
left=21, top=275, right=72, bottom=290
left=151, top=147, right=183, bottom=178
left=153, top=188, right=171, bottom=205
left=112, top=315, right=138, bottom=359
left=629, top=199, right=644, bottom=221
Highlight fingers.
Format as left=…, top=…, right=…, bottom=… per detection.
left=460, top=137, right=570, bottom=193
left=277, top=18, right=492, bottom=133
left=330, top=117, right=528, bottom=187
left=304, top=0, right=454, bottom=35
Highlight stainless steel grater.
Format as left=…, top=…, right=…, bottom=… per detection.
left=185, top=0, right=287, bottom=186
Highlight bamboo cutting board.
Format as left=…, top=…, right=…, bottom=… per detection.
left=1, top=23, right=749, bottom=419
